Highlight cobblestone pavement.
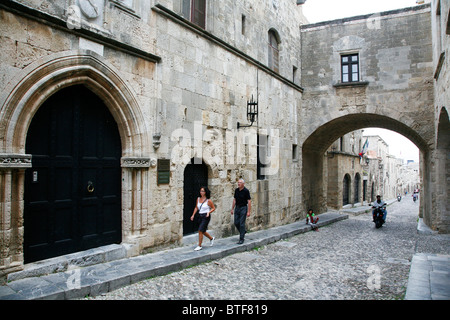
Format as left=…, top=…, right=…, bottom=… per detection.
left=87, top=199, right=450, bottom=300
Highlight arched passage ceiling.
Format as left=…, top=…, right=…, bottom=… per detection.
left=302, top=113, right=429, bottom=155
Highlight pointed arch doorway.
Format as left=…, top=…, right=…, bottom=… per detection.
left=24, top=85, right=122, bottom=263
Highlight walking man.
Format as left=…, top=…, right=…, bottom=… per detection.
left=231, top=179, right=251, bottom=244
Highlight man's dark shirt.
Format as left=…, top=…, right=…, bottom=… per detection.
left=234, top=187, right=251, bottom=207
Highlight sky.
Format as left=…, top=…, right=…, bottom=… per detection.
left=302, top=0, right=421, bottom=23
left=302, top=0, right=422, bottom=163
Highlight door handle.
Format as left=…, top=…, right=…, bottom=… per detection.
left=87, top=181, right=95, bottom=193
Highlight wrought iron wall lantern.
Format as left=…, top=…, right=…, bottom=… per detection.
left=237, top=95, right=258, bottom=129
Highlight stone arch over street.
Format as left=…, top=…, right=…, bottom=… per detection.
left=299, top=3, right=442, bottom=231
left=302, top=113, right=432, bottom=224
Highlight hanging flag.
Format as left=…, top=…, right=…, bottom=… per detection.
left=359, top=138, right=369, bottom=160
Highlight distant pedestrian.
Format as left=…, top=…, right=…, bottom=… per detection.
left=190, top=186, right=215, bottom=251
left=231, top=179, right=251, bottom=244
left=306, top=209, right=319, bottom=231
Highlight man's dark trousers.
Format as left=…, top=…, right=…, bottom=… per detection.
left=234, top=206, right=247, bottom=241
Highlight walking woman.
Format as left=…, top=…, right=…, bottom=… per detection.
left=190, top=186, right=215, bottom=251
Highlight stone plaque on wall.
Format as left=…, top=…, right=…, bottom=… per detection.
left=157, top=159, right=170, bottom=185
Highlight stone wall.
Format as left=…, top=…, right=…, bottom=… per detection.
left=431, top=0, right=450, bottom=233
left=150, top=1, right=307, bottom=243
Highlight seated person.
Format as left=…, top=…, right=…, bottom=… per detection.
left=306, top=209, right=319, bottom=231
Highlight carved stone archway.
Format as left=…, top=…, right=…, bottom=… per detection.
left=0, top=51, right=152, bottom=274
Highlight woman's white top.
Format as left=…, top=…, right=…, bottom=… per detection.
left=197, top=198, right=211, bottom=214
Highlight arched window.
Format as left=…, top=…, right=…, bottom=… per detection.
left=268, top=30, right=280, bottom=73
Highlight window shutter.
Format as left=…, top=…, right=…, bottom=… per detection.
left=192, top=0, right=206, bottom=29
left=182, top=0, right=190, bottom=19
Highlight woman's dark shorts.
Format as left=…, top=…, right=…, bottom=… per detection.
left=198, top=213, right=211, bottom=232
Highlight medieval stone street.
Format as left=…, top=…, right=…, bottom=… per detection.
left=1, top=2, right=448, bottom=285
left=87, top=198, right=450, bottom=300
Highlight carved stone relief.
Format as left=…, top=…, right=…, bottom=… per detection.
left=0, top=154, right=32, bottom=169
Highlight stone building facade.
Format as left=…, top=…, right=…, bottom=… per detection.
left=363, top=135, right=420, bottom=202
left=0, top=0, right=448, bottom=281
left=326, top=130, right=365, bottom=210
left=365, top=135, right=392, bottom=201
left=400, top=161, right=421, bottom=195
left=326, top=129, right=421, bottom=210
left=431, top=0, right=450, bottom=235
left=0, top=0, right=308, bottom=279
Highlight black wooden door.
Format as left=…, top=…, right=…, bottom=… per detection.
left=183, top=159, right=208, bottom=235
left=24, top=85, right=122, bottom=263
left=354, top=174, right=360, bottom=203
left=342, top=174, right=350, bottom=206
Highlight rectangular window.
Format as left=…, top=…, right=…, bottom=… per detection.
left=341, top=54, right=359, bottom=83
left=191, top=0, right=206, bottom=29
left=292, top=144, right=298, bottom=161
left=182, top=0, right=206, bottom=29
left=257, top=134, right=268, bottom=180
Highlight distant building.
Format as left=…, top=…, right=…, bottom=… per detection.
left=326, top=130, right=365, bottom=209
left=327, top=131, right=422, bottom=208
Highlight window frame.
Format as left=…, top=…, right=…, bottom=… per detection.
left=292, top=144, right=298, bottom=162
left=341, top=53, right=360, bottom=83
left=182, top=0, right=206, bottom=29
left=268, top=30, right=280, bottom=73
left=257, top=134, right=269, bottom=180
left=191, top=0, right=206, bottom=29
